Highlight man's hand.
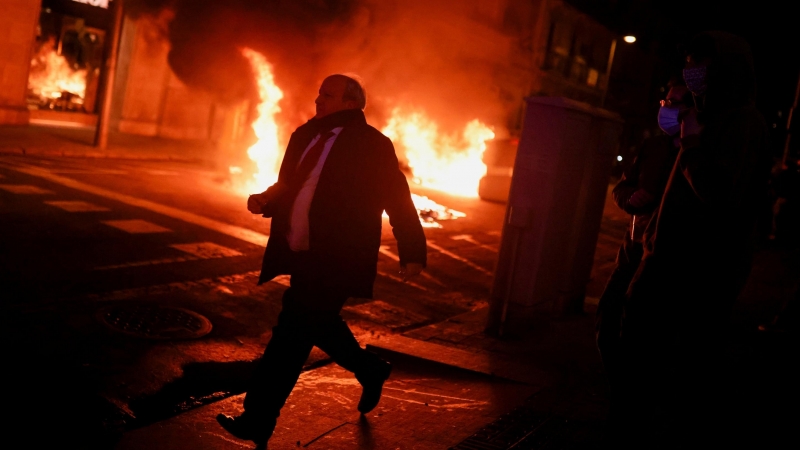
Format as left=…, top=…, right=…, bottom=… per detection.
left=247, top=192, right=270, bottom=214
left=680, top=107, right=703, bottom=138
left=399, top=263, right=423, bottom=282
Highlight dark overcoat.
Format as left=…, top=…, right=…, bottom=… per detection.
left=257, top=109, right=427, bottom=300
left=623, top=31, right=771, bottom=342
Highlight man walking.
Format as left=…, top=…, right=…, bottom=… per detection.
left=217, top=74, right=427, bottom=448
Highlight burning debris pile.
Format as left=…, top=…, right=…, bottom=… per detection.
left=27, top=37, right=88, bottom=112
left=411, top=194, right=466, bottom=228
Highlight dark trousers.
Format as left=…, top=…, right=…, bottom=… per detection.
left=242, top=255, right=382, bottom=422
left=613, top=251, right=748, bottom=448
left=596, top=232, right=643, bottom=392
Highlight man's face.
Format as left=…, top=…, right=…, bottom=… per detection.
left=314, top=76, right=357, bottom=118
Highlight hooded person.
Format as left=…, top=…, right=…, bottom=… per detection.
left=613, top=31, right=771, bottom=447
left=595, top=77, right=690, bottom=417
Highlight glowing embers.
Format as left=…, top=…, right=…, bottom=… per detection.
left=412, top=193, right=465, bottom=228
left=240, top=48, right=285, bottom=194
left=382, top=109, right=495, bottom=197
left=383, top=193, right=466, bottom=228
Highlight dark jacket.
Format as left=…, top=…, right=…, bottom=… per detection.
left=612, top=134, right=679, bottom=243
left=257, top=109, right=427, bottom=299
left=638, top=31, right=771, bottom=296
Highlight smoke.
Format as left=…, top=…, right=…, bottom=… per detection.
left=126, top=0, right=512, bottom=136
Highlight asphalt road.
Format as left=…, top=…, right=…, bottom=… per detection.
left=0, top=153, right=514, bottom=443
left=2, top=153, right=796, bottom=449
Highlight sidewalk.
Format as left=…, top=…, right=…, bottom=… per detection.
left=0, top=124, right=226, bottom=165
left=115, top=259, right=797, bottom=449
left=114, top=308, right=609, bottom=450
left=109, top=224, right=797, bottom=450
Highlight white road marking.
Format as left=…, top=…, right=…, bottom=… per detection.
left=0, top=184, right=54, bottom=194
left=427, top=240, right=493, bottom=276
left=16, top=271, right=293, bottom=311
left=342, top=299, right=428, bottom=328
left=378, top=245, right=400, bottom=261
left=102, top=219, right=172, bottom=234
left=94, top=242, right=243, bottom=270
left=170, top=242, right=242, bottom=258
left=451, top=234, right=499, bottom=252
left=377, top=270, right=429, bottom=292
left=95, top=255, right=201, bottom=270
left=49, top=169, right=127, bottom=175
left=6, top=163, right=269, bottom=247
left=379, top=245, right=445, bottom=287
left=144, top=170, right=180, bottom=176
left=272, top=275, right=291, bottom=286
left=44, top=200, right=110, bottom=212
left=77, top=271, right=264, bottom=303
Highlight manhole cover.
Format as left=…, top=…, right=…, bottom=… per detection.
left=96, top=305, right=212, bottom=340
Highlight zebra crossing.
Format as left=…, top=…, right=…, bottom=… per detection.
left=1, top=159, right=502, bottom=327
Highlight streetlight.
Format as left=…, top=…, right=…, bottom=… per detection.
left=601, top=35, right=636, bottom=108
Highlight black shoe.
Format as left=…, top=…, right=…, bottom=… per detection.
left=356, top=360, right=392, bottom=414
left=216, top=413, right=274, bottom=447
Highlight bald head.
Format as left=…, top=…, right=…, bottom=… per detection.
left=314, top=74, right=366, bottom=118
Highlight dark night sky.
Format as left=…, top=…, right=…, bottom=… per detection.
left=566, top=0, right=800, bottom=118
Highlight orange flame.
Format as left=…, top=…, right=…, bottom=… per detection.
left=28, top=40, right=87, bottom=101
left=382, top=108, right=494, bottom=197
left=233, top=51, right=482, bottom=226
left=240, top=48, right=284, bottom=194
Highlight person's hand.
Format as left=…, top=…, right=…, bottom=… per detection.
left=399, top=263, right=423, bottom=281
left=247, top=192, right=270, bottom=214
left=680, top=107, right=703, bottom=138
left=629, top=189, right=654, bottom=208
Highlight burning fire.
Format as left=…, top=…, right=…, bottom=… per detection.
left=382, top=109, right=495, bottom=197
left=235, top=49, right=485, bottom=226
left=239, top=48, right=285, bottom=193
left=28, top=39, right=87, bottom=103
left=409, top=193, right=465, bottom=228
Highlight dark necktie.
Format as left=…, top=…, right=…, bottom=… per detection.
left=289, top=130, right=336, bottom=196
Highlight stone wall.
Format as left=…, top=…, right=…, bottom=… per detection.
left=115, top=13, right=215, bottom=140
left=0, top=0, right=40, bottom=125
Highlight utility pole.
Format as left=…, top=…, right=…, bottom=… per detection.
left=94, top=0, right=124, bottom=149
left=600, top=38, right=617, bottom=108
left=600, top=36, right=637, bottom=109
left=782, top=70, right=800, bottom=166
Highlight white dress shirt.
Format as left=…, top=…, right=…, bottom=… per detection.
left=287, top=127, right=343, bottom=251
